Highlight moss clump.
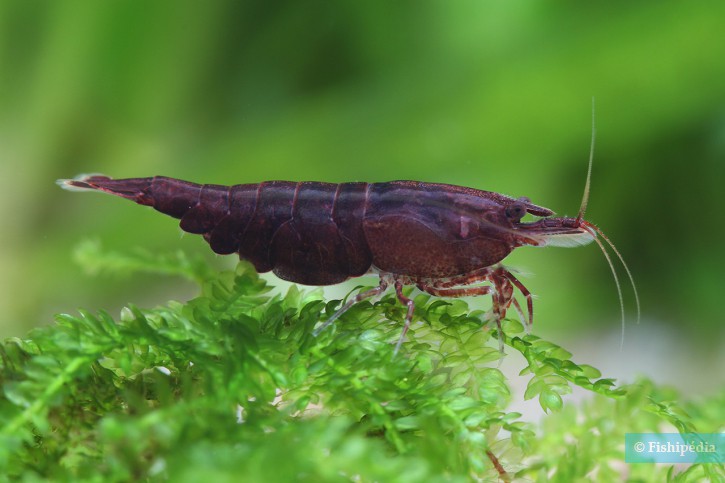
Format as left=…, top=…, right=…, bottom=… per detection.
left=1, top=249, right=723, bottom=481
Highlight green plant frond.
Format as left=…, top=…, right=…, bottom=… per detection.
left=1, top=251, right=722, bottom=481
left=73, top=238, right=217, bottom=284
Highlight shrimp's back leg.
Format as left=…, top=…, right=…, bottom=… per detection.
left=313, top=277, right=389, bottom=336
left=393, top=280, right=416, bottom=354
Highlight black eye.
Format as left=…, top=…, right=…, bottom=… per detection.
left=505, top=202, right=527, bottom=221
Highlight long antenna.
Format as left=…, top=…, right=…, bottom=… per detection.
left=590, top=234, right=626, bottom=350
left=578, top=98, right=641, bottom=351
left=577, top=98, right=596, bottom=222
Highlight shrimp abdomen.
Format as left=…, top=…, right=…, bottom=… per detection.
left=59, top=175, right=374, bottom=285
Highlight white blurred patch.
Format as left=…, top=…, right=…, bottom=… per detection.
left=537, top=230, right=596, bottom=248
left=55, top=173, right=108, bottom=192
left=155, top=366, right=171, bottom=376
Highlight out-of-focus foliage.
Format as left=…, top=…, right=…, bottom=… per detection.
left=1, top=4, right=723, bottom=378
left=1, top=253, right=722, bottom=481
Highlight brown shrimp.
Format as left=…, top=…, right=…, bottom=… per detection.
left=58, top=151, right=639, bottom=353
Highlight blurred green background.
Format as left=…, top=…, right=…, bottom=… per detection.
left=1, top=2, right=723, bottom=391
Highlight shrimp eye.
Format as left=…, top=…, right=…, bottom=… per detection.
left=505, top=202, right=527, bottom=221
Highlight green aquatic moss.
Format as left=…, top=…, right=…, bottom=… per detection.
left=0, top=247, right=723, bottom=482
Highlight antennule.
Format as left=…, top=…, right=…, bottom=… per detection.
left=577, top=98, right=596, bottom=222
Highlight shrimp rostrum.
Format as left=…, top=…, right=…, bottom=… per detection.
left=59, top=165, right=638, bottom=353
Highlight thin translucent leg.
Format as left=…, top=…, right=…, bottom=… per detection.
left=393, top=281, right=415, bottom=355
left=313, top=278, right=389, bottom=336
left=494, top=315, right=505, bottom=355
left=511, top=297, right=530, bottom=334
left=502, top=270, right=533, bottom=329
left=489, top=269, right=516, bottom=357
